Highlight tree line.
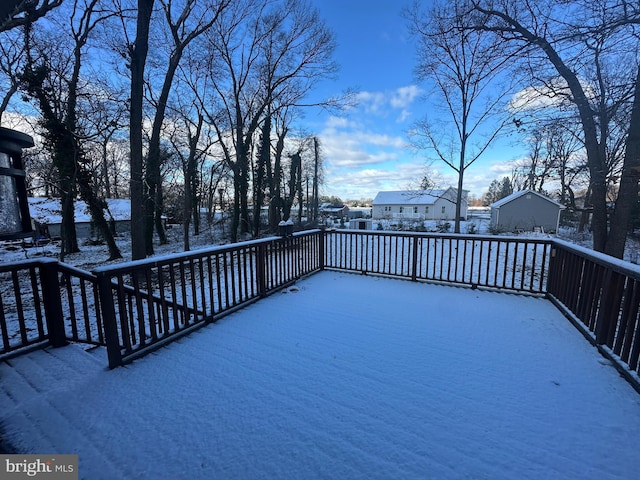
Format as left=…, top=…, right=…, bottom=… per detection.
left=0, top=0, right=338, bottom=260
left=407, top=0, right=640, bottom=258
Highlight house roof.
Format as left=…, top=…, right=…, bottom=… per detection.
left=373, top=189, right=449, bottom=206
left=490, top=190, right=564, bottom=209
left=28, top=197, right=131, bottom=224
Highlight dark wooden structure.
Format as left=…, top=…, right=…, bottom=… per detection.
left=1, top=229, right=639, bottom=392
left=0, top=127, right=34, bottom=240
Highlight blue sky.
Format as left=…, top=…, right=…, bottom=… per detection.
left=305, top=0, right=522, bottom=201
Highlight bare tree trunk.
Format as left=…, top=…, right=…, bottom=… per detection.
left=578, top=187, right=592, bottom=233
left=468, top=2, right=617, bottom=254
left=606, top=66, right=640, bottom=258
left=268, top=126, right=286, bottom=231
left=101, top=135, right=111, bottom=198
left=129, top=0, right=154, bottom=260
left=182, top=113, right=203, bottom=251
left=283, top=152, right=301, bottom=221
left=297, top=161, right=303, bottom=224
left=312, top=137, right=319, bottom=224
left=59, top=179, right=79, bottom=260
left=253, top=115, right=270, bottom=237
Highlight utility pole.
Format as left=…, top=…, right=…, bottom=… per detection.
left=313, top=137, right=320, bottom=224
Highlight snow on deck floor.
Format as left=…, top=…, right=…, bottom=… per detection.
left=1, top=271, right=640, bottom=479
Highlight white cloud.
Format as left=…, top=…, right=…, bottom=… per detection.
left=355, top=91, right=387, bottom=113
left=324, top=116, right=355, bottom=130
left=390, top=85, right=422, bottom=109
left=323, top=162, right=427, bottom=200
left=355, top=85, right=422, bottom=119
left=509, top=77, right=596, bottom=112
left=315, top=85, right=516, bottom=200
left=489, top=161, right=515, bottom=175
left=396, top=109, right=411, bottom=123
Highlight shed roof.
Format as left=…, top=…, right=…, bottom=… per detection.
left=490, top=190, right=564, bottom=209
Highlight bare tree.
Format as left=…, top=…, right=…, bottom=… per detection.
left=203, top=0, right=337, bottom=241
left=141, top=0, right=231, bottom=256
left=0, top=30, right=26, bottom=120
left=266, top=106, right=291, bottom=231
left=127, top=0, right=154, bottom=260
left=407, top=0, right=512, bottom=233
left=166, top=107, right=217, bottom=250
left=19, top=0, right=122, bottom=260
left=81, top=84, right=128, bottom=200
left=0, top=0, right=62, bottom=33
left=466, top=0, right=640, bottom=257
left=511, top=116, right=588, bottom=213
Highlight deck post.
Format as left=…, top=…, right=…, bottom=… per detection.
left=256, top=242, right=267, bottom=297
left=94, top=270, right=123, bottom=368
left=595, top=270, right=625, bottom=346
left=39, top=258, right=68, bottom=348
left=411, top=235, right=419, bottom=282
left=546, top=245, right=559, bottom=296
left=319, top=228, right=325, bottom=270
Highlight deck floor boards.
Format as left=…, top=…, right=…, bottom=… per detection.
left=1, top=271, right=639, bottom=479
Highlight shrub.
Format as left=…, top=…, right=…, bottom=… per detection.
left=438, top=221, right=451, bottom=233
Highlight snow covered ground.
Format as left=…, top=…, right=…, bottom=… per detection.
left=2, top=271, right=640, bottom=479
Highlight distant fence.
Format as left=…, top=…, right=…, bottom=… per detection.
left=2, top=229, right=640, bottom=388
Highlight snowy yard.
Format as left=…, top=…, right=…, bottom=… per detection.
left=2, top=271, right=640, bottom=479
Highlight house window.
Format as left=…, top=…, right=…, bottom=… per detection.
left=413, top=206, right=418, bottom=214
left=441, top=206, right=446, bottom=214
left=399, top=206, right=404, bottom=213
left=425, top=206, right=429, bottom=214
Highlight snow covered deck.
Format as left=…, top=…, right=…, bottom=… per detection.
left=2, top=271, right=640, bottom=479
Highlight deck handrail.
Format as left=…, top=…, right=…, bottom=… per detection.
left=1, top=229, right=639, bottom=388
left=0, top=257, right=97, bottom=358
left=324, top=229, right=552, bottom=293
left=93, top=230, right=322, bottom=367
left=547, top=240, right=640, bottom=386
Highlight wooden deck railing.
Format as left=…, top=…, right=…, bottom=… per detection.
left=547, top=240, right=640, bottom=387
left=93, top=231, right=321, bottom=367
left=0, top=257, right=100, bottom=357
left=1, top=229, right=639, bottom=389
left=324, top=230, right=551, bottom=293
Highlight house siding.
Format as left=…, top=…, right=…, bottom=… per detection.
left=372, top=188, right=467, bottom=221
left=491, top=192, right=561, bottom=232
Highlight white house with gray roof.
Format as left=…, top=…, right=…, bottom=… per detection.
left=490, top=190, right=564, bottom=233
left=372, top=187, right=468, bottom=222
